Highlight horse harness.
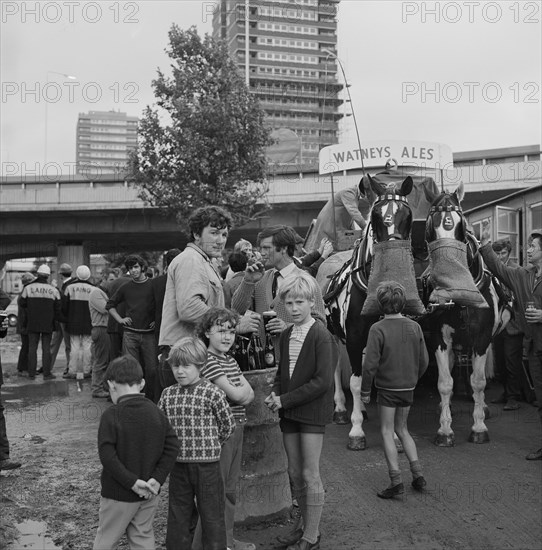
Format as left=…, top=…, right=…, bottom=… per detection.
left=429, top=201, right=462, bottom=232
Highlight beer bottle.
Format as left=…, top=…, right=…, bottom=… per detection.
left=252, top=334, right=264, bottom=370
left=264, top=332, right=275, bottom=367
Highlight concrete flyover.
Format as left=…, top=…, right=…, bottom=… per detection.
left=1, top=160, right=538, bottom=266
left=0, top=171, right=334, bottom=264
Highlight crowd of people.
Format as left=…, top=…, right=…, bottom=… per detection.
left=0, top=204, right=541, bottom=550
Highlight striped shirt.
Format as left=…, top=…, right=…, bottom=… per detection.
left=201, top=352, right=246, bottom=421
left=288, top=318, right=315, bottom=378
left=158, top=378, right=235, bottom=463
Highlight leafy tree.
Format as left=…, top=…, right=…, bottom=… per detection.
left=129, top=25, right=272, bottom=234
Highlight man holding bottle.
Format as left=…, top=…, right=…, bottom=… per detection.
left=232, top=225, right=326, bottom=365
left=480, top=227, right=542, bottom=461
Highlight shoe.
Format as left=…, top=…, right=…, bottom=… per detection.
left=92, top=391, right=110, bottom=399
left=277, top=528, right=304, bottom=546
left=525, top=448, right=542, bottom=461
left=43, top=373, right=56, bottom=380
left=0, top=458, right=22, bottom=471
left=491, top=393, right=507, bottom=404
left=17, top=371, right=28, bottom=377
left=377, top=483, right=404, bottom=499
left=233, top=540, right=256, bottom=550
left=36, top=368, right=43, bottom=375
left=286, top=536, right=320, bottom=550
left=63, top=368, right=69, bottom=375
left=62, top=373, right=76, bottom=379
left=503, top=400, right=520, bottom=411
left=412, top=476, right=427, bottom=491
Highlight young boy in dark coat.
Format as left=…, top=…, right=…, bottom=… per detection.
left=93, top=356, right=179, bottom=550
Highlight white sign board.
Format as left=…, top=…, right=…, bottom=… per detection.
left=319, top=140, right=453, bottom=174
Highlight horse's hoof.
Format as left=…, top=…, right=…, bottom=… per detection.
left=434, top=433, right=455, bottom=447
left=468, top=430, right=490, bottom=444
left=483, top=406, right=490, bottom=419
left=347, top=436, right=367, bottom=451
left=333, top=411, right=349, bottom=425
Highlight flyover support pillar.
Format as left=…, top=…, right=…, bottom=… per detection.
left=57, top=243, right=91, bottom=275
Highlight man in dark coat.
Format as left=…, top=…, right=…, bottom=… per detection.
left=19, top=264, right=61, bottom=380
left=0, top=261, right=22, bottom=470
left=16, top=272, right=36, bottom=375
left=481, top=228, right=542, bottom=461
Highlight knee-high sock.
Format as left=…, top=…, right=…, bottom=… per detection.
left=303, top=487, right=325, bottom=545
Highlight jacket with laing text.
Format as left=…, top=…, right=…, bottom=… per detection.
left=19, top=277, right=61, bottom=333
left=63, top=279, right=94, bottom=335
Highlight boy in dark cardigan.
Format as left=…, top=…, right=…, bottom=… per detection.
left=93, top=356, right=179, bottom=550
left=265, top=273, right=337, bottom=550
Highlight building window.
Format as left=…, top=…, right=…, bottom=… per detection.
left=497, top=206, right=519, bottom=262
left=530, top=202, right=542, bottom=232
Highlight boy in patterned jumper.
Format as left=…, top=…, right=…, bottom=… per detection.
left=159, top=336, right=235, bottom=550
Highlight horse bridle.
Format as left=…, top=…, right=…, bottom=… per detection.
left=429, top=200, right=463, bottom=232
left=374, top=193, right=409, bottom=228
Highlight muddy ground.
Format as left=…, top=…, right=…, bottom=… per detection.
left=1, top=329, right=541, bottom=550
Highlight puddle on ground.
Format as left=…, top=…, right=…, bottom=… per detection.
left=2, top=380, right=70, bottom=404
left=12, top=520, right=61, bottom=549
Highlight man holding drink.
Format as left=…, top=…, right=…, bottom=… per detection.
left=232, top=225, right=326, bottom=365
left=480, top=228, right=542, bottom=461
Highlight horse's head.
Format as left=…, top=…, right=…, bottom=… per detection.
left=424, top=182, right=467, bottom=242
left=367, top=175, right=413, bottom=242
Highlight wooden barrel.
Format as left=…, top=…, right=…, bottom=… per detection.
left=235, top=367, right=292, bottom=524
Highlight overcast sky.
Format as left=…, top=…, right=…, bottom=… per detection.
left=1, top=0, right=540, bottom=176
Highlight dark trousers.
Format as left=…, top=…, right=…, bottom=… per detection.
left=28, top=332, right=53, bottom=377
left=122, top=331, right=157, bottom=402
left=17, top=334, right=29, bottom=372
left=527, top=352, right=542, bottom=439
left=0, top=384, right=9, bottom=460
left=50, top=323, right=70, bottom=370
left=109, top=331, right=123, bottom=361
left=157, top=346, right=176, bottom=395
left=91, top=327, right=110, bottom=394
left=493, top=331, right=523, bottom=400
left=167, top=462, right=226, bottom=550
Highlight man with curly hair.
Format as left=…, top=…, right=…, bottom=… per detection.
left=158, top=207, right=259, bottom=391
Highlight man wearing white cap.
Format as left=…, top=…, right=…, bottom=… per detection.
left=19, top=264, right=61, bottom=380
left=62, top=265, right=94, bottom=379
